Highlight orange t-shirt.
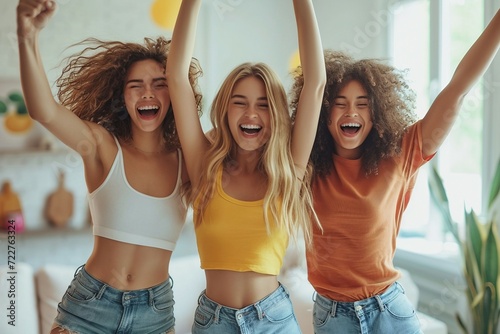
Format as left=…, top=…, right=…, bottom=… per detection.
left=307, top=121, right=433, bottom=301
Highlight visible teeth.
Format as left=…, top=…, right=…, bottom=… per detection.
left=341, top=123, right=361, bottom=128
left=241, top=124, right=262, bottom=130
left=138, top=106, right=159, bottom=110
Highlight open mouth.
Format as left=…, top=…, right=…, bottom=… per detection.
left=137, top=105, right=160, bottom=117
left=340, top=122, right=361, bottom=135
left=240, top=124, right=262, bottom=135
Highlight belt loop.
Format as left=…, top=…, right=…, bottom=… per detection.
left=395, top=281, right=404, bottom=293
left=96, top=284, right=107, bottom=300
left=74, top=264, right=85, bottom=277
left=214, top=304, right=222, bottom=324
left=331, top=300, right=337, bottom=317
left=169, top=276, right=174, bottom=289
left=254, top=302, right=264, bottom=320
left=312, top=291, right=317, bottom=302
left=148, top=288, right=155, bottom=307
left=375, top=295, right=385, bottom=311
left=280, top=283, right=289, bottom=297
left=197, top=290, right=205, bottom=305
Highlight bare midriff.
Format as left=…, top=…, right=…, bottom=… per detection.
left=204, top=270, right=279, bottom=308
left=84, top=236, right=172, bottom=290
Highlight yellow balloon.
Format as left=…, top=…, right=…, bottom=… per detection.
left=151, top=0, right=182, bottom=30
left=289, top=50, right=301, bottom=74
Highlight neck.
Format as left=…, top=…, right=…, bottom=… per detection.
left=227, top=149, right=263, bottom=174
left=131, top=143, right=165, bottom=154
left=335, top=145, right=362, bottom=160
left=129, top=133, right=166, bottom=154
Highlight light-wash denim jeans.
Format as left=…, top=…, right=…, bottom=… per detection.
left=313, top=282, right=423, bottom=334
left=54, top=266, right=175, bottom=334
left=192, top=283, right=301, bottom=334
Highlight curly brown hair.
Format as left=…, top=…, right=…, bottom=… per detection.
left=290, top=50, right=417, bottom=177
left=56, top=37, right=203, bottom=151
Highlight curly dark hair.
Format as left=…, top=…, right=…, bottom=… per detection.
left=290, top=50, right=417, bottom=177
left=56, top=37, right=203, bottom=151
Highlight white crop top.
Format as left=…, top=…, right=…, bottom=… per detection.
left=88, top=137, right=187, bottom=251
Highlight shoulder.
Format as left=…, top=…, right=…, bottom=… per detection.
left=82, top=121, right=118, bottom=166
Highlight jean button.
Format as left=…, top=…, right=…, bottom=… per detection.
left=355, top=305, right=362, bottom=311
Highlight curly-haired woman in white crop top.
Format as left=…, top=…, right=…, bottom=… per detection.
left=17, top=1, right=202, bottom=333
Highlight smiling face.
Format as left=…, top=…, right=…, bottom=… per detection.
left=123, top=59, right=170, bottom=134
left=227, top=76, right=271, bottom=152
left=328, top=80, right=373, bottom=159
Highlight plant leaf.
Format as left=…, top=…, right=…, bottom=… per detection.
left=483, top=220, right=499, bottom=286
left=456, top=314, right=469, bottom=334
left=7, top=92, right=24, bottom=103
left=17, top=103, right=28, bottom=115
left=483, top=283, right=499, bottom=334
left=0, top=100, right=7, bottom=114
left=466, top=209, right=483, bottom=285
left=428, top=165, right=460, bottom=243
left=488, top=159, right=500, bottom=210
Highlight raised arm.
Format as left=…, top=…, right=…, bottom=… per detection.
left=166, top=0, right=207, bottom=187
left=17, top=0, right=102, bottom=158
left=290, top=0, right=326, bottom=179
left=421, top=9, right=500, bottom=157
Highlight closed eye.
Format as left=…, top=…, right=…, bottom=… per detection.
left=232, top=100, right=247, bottom=106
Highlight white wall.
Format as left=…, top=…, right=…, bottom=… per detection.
left=0, top=0, right=385, bottom=131
left=2, top=0, right=500, bottom=331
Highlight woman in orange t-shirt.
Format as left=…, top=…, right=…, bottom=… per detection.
left=289, top=8, right=500, bottom=334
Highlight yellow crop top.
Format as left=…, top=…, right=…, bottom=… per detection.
left=194, top=168, right=288, bottom=276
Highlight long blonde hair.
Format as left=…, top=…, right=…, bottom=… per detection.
left=193, top=62, right=315, bottom=246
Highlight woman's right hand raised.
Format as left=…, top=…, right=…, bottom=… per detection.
left=17, top=0, right=56, bottom=40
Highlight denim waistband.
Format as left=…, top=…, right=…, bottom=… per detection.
left=314, top=281, right=404, bottom=314
left=75, top=265, right=173, bottom=305
left=197, top=283, right=290, bottom=323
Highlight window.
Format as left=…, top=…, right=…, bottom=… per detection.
left=391, top=0, right=486, bottom=254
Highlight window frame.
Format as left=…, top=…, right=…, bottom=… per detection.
left=390, top=0, right=499, bottom=252
left=390, top=0, right=500, bottom=329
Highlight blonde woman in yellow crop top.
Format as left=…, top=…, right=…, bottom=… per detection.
left=288, top=8, right=500, bottom=334
left=17, top=1, right=202, bottom=333
left=166, top=0, right=325, bottom=332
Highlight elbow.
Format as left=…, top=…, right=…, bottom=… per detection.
left=23, top=104, right=47, bottom=123
left=165, top=68, right=185, bottom=89
left=318, top=75, right=327, bottom=95
left=305, top=76, right=327, bottom=100
left=317, top=70, right=327, bottom=90
left=304, top=70, right=327, bottom=94
left=30, top=111, right=54, bottom=126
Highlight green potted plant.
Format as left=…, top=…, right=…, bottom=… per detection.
left=428, top=159, right=500, bottom=334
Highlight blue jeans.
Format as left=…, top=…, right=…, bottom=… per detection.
left=192, top=283, right=301, bottom=334
left=54, top=266, right=175, bottom=334
left=313, top=282, right=422, bottom=334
